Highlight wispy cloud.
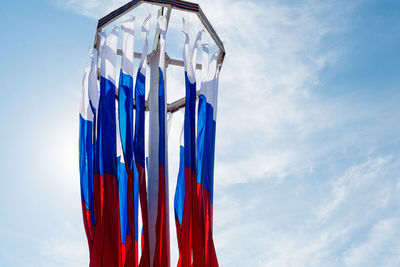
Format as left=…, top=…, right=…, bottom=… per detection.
left=344, top=218, right=400, bottom=266
left=53, top=0, right=400, bottom=266
left=60, top=0, right=127, bottom=18
left=38, top=222, right=88, bottom=267
left=317, top=156, right=391, bottom=221
left=213, top=155, right=400, bottom=266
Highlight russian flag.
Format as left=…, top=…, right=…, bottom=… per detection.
left=153, top=15, right=170, bottom=267
left=173, top=111, right=185, bottom=267
left=134, top=15, right=151, bottom=267
left=91, top=26, right=122, bottom=267
left=197, top=45, right=220, bottom=267
left=190, top=29, right=207, bottom=267
left=118, top=16, right=139, bottom=267
left=175, top=18, right=206, bottom=267
left=79, top=55, right=96, bottom=253
left=117, top=112, right=131, bottom=266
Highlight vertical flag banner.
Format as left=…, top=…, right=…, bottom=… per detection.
left=117, top=109, right=130, bottom=266
left=176, top=18, right=206, bottom=267
left=197, top=45, right=220, bottom=267
left=80, top=47, right=100, bottom=253
left=174, top=110, right=185, bottom=267
left=154, top=15, right=170, bottom=267
left=79, top=63, right=95, bottom=252
left=178, top=18, right=194, bottom=267
left=134, top=15, right=151, bottom=267
left=190, top=29, right=206, bottom=267
left=93, top=26, right=121, bottom=267
left=91, top=33, right=106, bottom=267
left=80, top=4, right=225, bottom=266
left=118, top=16, right=138, bottom=267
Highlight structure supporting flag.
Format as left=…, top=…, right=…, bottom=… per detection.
left=197, top=46, right=220, bottom=267
left=134, top=15, right=151, bottom=267
left=80, top=2, right=226, bottom=266
left=153, top=15, right=170, bottom=267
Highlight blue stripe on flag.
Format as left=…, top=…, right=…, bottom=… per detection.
left=79, top=115, right=94, bottom=213
left=118, top=71, right=134, bottom=171
left=133, top=70, right=146, bottom=168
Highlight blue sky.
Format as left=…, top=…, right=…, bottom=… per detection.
left=0, top=0, right=400, bottom=266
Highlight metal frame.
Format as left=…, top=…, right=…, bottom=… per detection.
left=95, top=0, right=225, bottom=66
left=95, top=0, right=225, bottom=113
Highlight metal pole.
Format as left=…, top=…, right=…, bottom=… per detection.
left=98, top=0, right=225, bottom=114
left=147, top=7, right=171, bottom=266
left=148, top=48, right=160, bottom=267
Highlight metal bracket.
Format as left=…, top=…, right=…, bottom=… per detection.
left=94, top=0, right=225, bottom=66
left=97, top=0, right=223, bottom=114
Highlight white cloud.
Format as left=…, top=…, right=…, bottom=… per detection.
left=55, top=0, right=400, bottom=266
left=344, top=218, right=400, bottom=267
left=61, top=0, right=126, bottom=18
left=212, top=155, right=400, bottom=266
left=317, top=156, right=390, bottom=221
left=37, top=221, right=89, bottom=267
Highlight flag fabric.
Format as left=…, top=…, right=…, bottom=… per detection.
left=197, top=45, right=220, bottom=267
left=90, top=31, right=106, bottom=267
left=118, top=16, right=139, bottom=267
left=174, top=109, right=185, bottom=265
left=134, top=15, right=151, bottom=267
left=174, top=18, right=206, bottom=267
left=92, top=26, right=121, bottom=267
left=79, top=62, right=95, bottom=253
left=153, top=15, right=170, bottom=267
left=189, top=29, right=206, bottom=267
left=79, top=15, right=221, bottom=267
left=117, top=110, right=130, bottom=266
left=88, top=47, right=100, bottom=165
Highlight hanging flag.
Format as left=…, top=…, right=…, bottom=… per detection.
left=174, top=109, right=185, bottom=267
left=90, top=33, right=105, bottom=267
left=79, top=62, right=95, bottom=253
left=117, top=109, right=130, bottom=266
left=80, top=47, right=100, bottom=256
left=92, top=26, right=121, bottom=267
left=197, top=45, right=220, bottom=267
left=80, top=47, right=100, bottom=254
left=134, top=15, right=151, bottom=267
left=189, top=29, right=206, bottom=267
left=175, top=18, right=205, bottom=267
left=118, top=16, right=138, bottom=267
left=153, top=15, right=170, bottom=267
left=191, top=24, right=207, bottom=267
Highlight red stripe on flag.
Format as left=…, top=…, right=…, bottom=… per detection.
left=178, top=167, right=192, bottom=267
left=90, top=174, right=122, bottom=267
left=81, top=202, right=94, bottom=252
left=154, top=163, right=169, bottom=267
left=192, top=172, right=205, bottom=267
left=102, top=173, right=122, bottom=267
left=90, top=174, right=104, bottom=267
left=137, top=164, right=151, bottom=267
left=202, top=188, right=218, bottom=267
left=126, top=170, right=138, bottom=267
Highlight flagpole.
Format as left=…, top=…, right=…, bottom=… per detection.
left=148, top=7, right=172, bottom=266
